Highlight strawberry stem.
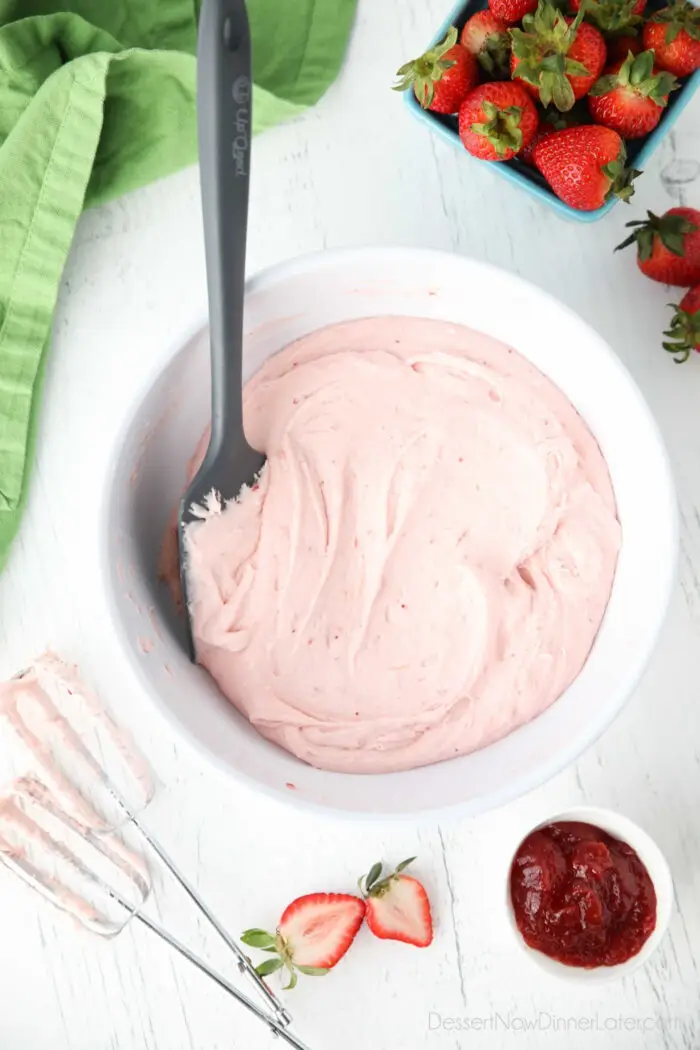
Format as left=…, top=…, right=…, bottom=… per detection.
left=471, top=102, right=525, bottom=157
left=650, top=0, right=700, bottom=45
left=602, top=158, right=641, bottom=202
left=615, top=210, right=699, bottom=259
left=590, top=50, right=678, bottom=103
left=393, top=26, right=460, bottom=109
left=360, top=857, right=418, bottom=897
left=510, top=1, right=591, bottom=111
left=663, top=301, right=700, bottom=363
left=579, top=0, right=644, bottom=33
left=283, top=967, right=298, bottom=991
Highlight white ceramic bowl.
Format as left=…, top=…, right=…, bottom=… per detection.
left=101, top=247, right=677, bottom=820
left=505, top=806, right=674, bottom=980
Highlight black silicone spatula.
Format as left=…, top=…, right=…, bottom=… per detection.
left=178, top=0, right=265, bottom=656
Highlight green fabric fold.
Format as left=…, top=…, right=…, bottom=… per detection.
left=0, top=0, right=356, bottom=569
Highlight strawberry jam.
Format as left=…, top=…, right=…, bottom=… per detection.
left=510, top=821, right=657, bottom=967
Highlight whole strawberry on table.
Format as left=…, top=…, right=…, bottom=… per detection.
left=394, top=0, right=700, bottom=212
left=616, top=206, right=700, bottom=285
left=615, top=206, right=700, bottom=363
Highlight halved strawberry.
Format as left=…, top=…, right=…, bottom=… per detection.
left=664, top=284, right=700, bottom=363
left=242, top=892, right=366, bottom=989
left=360, top=858, right=433, bottom=948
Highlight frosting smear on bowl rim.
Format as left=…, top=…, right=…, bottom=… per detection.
left=177, top=316, right=621, bottom=774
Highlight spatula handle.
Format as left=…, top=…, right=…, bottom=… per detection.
left=197, top=0, right=252, bottom=452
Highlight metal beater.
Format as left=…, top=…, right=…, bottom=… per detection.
left=0, top=656, right=310, bottom=1050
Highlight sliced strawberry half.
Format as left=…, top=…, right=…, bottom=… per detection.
left=360, top=858, right=433, bottom=948
left=242, top=892, right=366, bottom=989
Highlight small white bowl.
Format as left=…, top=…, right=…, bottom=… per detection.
left=101, top=247, right=677, bottom=819
left=505, top=806, right=674, bottom=981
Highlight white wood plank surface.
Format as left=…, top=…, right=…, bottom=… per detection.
left=0, top=0, right=699, bottom=1046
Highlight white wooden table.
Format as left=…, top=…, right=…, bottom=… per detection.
left=1, top=1, right=699, bottom=1047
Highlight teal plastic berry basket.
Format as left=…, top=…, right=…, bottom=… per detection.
left=404, top=0, right=700, bottom=222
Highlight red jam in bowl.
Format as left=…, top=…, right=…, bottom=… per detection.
left=510, top=821, right=657, bottom=967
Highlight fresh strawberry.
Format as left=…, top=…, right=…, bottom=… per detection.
left=588, top=51, right=677, bottom=138
left=564, top=20, right=608, bottom=97
left=571, top=0, right=645, bottom=33
left=615, top=207, right=700, bottom=285
left=519, top=105, right=583, bottom=165
left=241, top=893, right=365, bottom=989
left=360, top=858, right=433, bottom=948
left=461, top=10, right=511, bottom=77
left=394, top=26, right=478, bottom=114
left=663, top=285, right=700, bottom=362
left=534, top=125, right=638, bottom=210
left=489, top=0, right=538, bottom=27
left=606, top=33, right=643, bottom=63
left=642, top=2, right=700, bottom=77
left=458, top=81, right=539, bottom=160
left=510, top=3, right=606, bottom=111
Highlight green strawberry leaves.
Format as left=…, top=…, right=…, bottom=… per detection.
left=241, top=928, right=277, bottom=948
left=540, top=69, right=576, bottom=109
left=579, top=0, right=643, bottom=33
left=243, top=924, right=329, bottom=989
left=616, top=211, right=700, bottom=260
left=393, top=25, right=459, bottom=109
left=590, top=50, right=678, bottom=104
left=663, top=301, right=700, bottom=363
left=590, top=72, right=618, bottom=94
left=361, top=862, right=384, bottom=893
left=360, top=857, right=417, bottom=897
left=471, top=101, right=525, bottom=156
left=651, top=0, right=700, bottom=45
left=478, top=32, right=512, bottom=77
left=628, top=48, right=655, bottom=82
left=255, top=957, right=284, bottom=977
left=510, top=1, right=591, bottom=111
left=602, top=157, right=640, bottom=201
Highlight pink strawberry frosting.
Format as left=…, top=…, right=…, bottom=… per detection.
left=182, top=317, right=620, bottom=774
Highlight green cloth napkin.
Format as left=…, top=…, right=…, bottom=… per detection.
left=0, top=0, right=356, bottom=571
